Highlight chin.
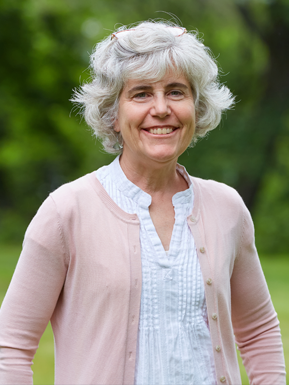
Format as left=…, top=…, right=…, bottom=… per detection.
left=144, top=143, right=184, bottom=160
left=145, top=150, right=179, bottom=163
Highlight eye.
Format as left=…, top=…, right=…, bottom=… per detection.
left=134, top=92, right=148, bottom=99
left=168, top=90, right=184, bottom=97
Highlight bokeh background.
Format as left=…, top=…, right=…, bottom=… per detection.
left=0, top=0, right=288, bottom=383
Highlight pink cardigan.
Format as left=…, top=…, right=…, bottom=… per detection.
left=0, top=172, right=286, bottom=385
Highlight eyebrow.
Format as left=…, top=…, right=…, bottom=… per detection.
left=128, top=85, right=152, bottom=94
left=127, top=82, right=189, bottom=95
left=167, top=82, right=189, bottom=90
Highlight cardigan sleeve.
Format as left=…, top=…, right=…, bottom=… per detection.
left=0, top=196, right=68, bottom=384
left=231, top=203, right=286, bottom=385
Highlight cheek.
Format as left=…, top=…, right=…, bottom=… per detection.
left=178, top=103, right=195, bottom=122
left=122, top=112, right=146, bottom=136
left=183, top=111, right=196, bottom=129
left=119, top=109, right=136, bottom=128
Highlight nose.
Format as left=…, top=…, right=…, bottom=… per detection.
left=150, top=94, right=171, bottom=118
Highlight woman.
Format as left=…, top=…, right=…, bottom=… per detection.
left=0, top=21, right=286, bottom=385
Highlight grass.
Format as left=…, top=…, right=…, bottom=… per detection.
left=0, top=244, right=288, bottom=384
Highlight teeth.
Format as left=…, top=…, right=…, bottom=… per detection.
left=149, top=128, right=173, bottom=135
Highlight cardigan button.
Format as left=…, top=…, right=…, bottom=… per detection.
left=212, top=313, right=217, bottom=320
left=215, top=345, right=221, bottom=352
left=190, top=215, right=196, bottom=222
left=220, top=376, right=226, bottom=383
left=200, top=247, right=205, bottom=253
left=206, top=278, right=213, bottom=285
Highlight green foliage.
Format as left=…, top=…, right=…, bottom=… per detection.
left=254, top=115, right=289, bottom=253
left=0, top=0, right=114, bottom=241
left=0, top=0, right=288, bottom=252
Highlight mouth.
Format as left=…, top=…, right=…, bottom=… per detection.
left=143, top=127, right=178, bottom=135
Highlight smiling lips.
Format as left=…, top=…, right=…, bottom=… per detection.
left=146, top=127, right=176, bottom=135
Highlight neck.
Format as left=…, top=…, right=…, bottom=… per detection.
left=118, top=154, right=187, bottom=196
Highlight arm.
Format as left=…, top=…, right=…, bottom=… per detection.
left=0, top=196, right=68, bottom=384
left=231, top=204, right=286, bottom=385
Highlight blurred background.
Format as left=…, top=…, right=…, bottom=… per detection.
left=0, top=0, right=288, bottom=383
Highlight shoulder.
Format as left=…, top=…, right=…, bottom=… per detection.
left=191, top=176, right=244, bottom=206
left=50, top=172, right=97, bottom=202
left=25, top=172, right=99, bottom=231
left=24, top=172, right=111, bottom=254
left=47, top=171, right=111, bottom=216
left=26, top=172, right=105, bottom=237
left=190, top=176, right=252, bottom=226
left=190, top=176, right=256, bottom=255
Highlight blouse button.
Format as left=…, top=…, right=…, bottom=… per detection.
left=212, top=313, right=217, bottom=320
left=206, top=278, right=213, bottom=285
left=220, top=376, right=226, bottom=383
left=215, top=345, right=221, bottom=352
left=200, top=247, right=205, bottom=253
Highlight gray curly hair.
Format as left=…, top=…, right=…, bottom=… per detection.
left=71, top=20, right=234, bottom=154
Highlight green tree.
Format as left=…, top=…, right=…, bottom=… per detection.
left=0, top=0, right=288, bottom=252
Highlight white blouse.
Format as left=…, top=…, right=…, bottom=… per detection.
left=95, top=157, right=217, bottom=385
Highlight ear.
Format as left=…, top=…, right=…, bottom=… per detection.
left=114, top=118, right=121, bottom=133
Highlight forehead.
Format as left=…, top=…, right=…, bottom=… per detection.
left=122, top=71, right=191, bottom=93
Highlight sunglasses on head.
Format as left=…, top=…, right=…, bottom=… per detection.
left=111, top=26, right=187, bottom=40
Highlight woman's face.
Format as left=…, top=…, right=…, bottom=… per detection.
left=114, top=71, right=196, bottom=168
